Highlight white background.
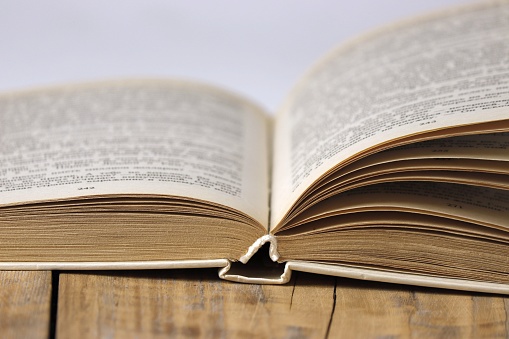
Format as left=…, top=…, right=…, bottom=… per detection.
left=1, top=0, right=471, bottom=111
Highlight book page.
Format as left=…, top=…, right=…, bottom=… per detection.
left=271, top=1, right=509, bottom=228
left=0, top=80, right=270, bottom=227
left=289, top=181, right=509, bottom=232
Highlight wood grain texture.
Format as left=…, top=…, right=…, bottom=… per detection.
left=0, top=271, right=52, bottom=339
left=56, top=269, right=335, bottom=338
left=330, top=278, right=509, bottom=339
left=56, top=269, right=509, bottom=339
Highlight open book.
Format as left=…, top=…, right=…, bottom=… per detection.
left=1, top=1, right=509, bottom=294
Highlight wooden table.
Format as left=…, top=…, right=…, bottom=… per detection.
left=2, top=269, right=508, bottom=338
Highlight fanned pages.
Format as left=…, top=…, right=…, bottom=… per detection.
left=1, top=1, right=509, bottom=294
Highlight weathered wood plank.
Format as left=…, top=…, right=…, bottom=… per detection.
left=56, top=269, right=509, bottom=338
left=56, top=269, right=335, bottom=338
left=0, top=271, right=52, bottom=339
left=329, top=278, right=509, bottom=339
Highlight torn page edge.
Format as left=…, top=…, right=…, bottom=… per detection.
left=239, top=234, right=280, bottom=263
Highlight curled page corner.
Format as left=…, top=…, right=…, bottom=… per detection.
left=239, top=234, right=280, bottom=264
